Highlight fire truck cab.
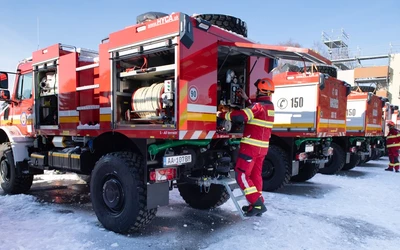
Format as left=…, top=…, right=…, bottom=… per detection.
left=0, top=12, right=334, bottom=234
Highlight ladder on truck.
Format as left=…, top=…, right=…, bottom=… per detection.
left=214, top=175, right=249, bottom=220
left=75, top=48, right=102, bottom=130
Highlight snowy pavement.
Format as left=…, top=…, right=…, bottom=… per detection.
left=1, top=157, right=399, bottom=250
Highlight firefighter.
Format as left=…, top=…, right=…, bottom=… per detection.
left=385, top=121, right=400, bottom=172
left=217, top=78, right=275, bottom=217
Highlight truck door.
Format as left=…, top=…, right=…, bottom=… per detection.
left=12, top=72, right=34, bottom=135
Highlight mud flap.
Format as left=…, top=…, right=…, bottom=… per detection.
left=147, top=182, right=169, bottom=209
left=291, top=160, right=299, bottom=176
left=346, top=152, right=351, bottom=164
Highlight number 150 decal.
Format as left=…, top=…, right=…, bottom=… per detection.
left=291, top=97, right=304, bottom=108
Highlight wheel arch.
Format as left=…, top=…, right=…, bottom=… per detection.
left=0, top=126, right=33, bottom=164
left=92, top=132, right=147, bottom=158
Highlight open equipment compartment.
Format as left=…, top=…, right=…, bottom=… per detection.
left=216, top=44, right=249, bottom=134
left=111, top=37, right=177, bottom=128
left=34, top=61, right=59, bottom=129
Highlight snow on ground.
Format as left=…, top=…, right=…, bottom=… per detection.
left=1, top=158, right=399, bottom=250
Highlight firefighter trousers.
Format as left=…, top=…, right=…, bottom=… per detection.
left=234, top=145, right=268, bottom=204
left=388, top=148, right=400, bottom=170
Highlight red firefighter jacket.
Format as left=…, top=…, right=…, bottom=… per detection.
left=218, top=95, right=275, bottom=153
left=386, top=127, right=400, bottom=152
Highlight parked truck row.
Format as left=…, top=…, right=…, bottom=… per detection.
left=0, top=11, right=391, bottom=234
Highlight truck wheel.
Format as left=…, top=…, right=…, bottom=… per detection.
left=177, top=182, right=230, bottom=210
left=193, top=14, right=248, bottom=37
left=262, top=145, right=290, bottom=191
left=370, top=149, right=378, bottom=160
left=290, top=162, right=319, bottom=182
left=319, top=142, right=345, bottom=175
left=90, top=151, right=156, bottom=234
left=341, top=153, right=359, bottom=171
left=0, top=147, right=33, bottom=194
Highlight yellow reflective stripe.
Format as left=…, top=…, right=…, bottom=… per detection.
left=268, top=110, right=274, bottom=116
left=389, top=163, right=400, bottom=166
left=248, top=119, right=273, bottom=128
left=226, top=112, right=232, bottom=121
left=387, top=135, right=400, bottom=139
left=387, top=143, right=400, bottom=148
left=243, top=108, right=254, bottom=121
left=244, top=186, right=258, bottom=195
left=241, top=137, right=270, bottom=148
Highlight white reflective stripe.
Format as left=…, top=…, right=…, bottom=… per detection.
left=205, top=131, right=216, bottom=139
left=329, top=119, right=346, bottom=124
left=32, top=57, right=59, bottom=67
left=367, top=124, right=382, bottom=128
left=179, top=131, right=187, bottom=140
left=320, top=119, right=346, bottom=124
left=100, top=107, right=112, bottom=114
left=187, top=104, right=216, bottom=113
left=241, top=173, right=250, bottom=189
left=190, top=130, right=202, bottom=139
left=59, top=110, right=79, bottom=117
left=109, top=33, right=179, bottom=53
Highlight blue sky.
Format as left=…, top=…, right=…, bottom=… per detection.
left=1, top=0, right=399, bottom=72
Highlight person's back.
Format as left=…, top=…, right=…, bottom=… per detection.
left=217, top=77, right=275, bottom=217
left=241, top=95, right=274, bottom=155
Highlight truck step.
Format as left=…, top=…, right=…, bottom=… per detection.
left=215, top=176, right=248, bottom=220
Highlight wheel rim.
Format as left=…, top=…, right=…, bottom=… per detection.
left=262, top=159, right=275, bottom=180
left=0, top=160, right=10, bottom=182
left=102, top=176, right=125, bottom=213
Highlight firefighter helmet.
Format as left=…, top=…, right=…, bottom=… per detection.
left=254, top=78, right=275, bottom=94
left=387, top=121, right=395, bottom=127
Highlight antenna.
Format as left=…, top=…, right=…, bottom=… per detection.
left=37, top=17, right=40, bottom=49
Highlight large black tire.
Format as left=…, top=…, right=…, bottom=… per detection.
left=262, top=145, right=290, bottom=191
left=0, top=146, right=33, bottom=194
left=193, top=14, right=248, bottom=37
left=319, top=143, right=345, bottom=175
left=177, top=182, right=230, bottom=210
left=90, top=152, right=156, bottom=234
left=370, top=148, right=378, bottom=160
left=341, top=153, right=359, bottom=171
left=290, top=162, right=319, bottom=182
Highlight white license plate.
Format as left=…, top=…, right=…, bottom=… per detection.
left=305, top=145, right=314, bottom=152
left=163, top=154, right=192, bottom=166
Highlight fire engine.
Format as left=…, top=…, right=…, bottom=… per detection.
left=334, top=91, right=386, bottom=170
left=263, top=63, right=350, bottom=183
left=0, top=12, right=335, bottom=233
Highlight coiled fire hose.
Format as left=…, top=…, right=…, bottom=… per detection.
left=132, top=83, right=164, bottom=118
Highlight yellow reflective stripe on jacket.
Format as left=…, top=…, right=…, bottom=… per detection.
left=387, top=134, right=400, bottom=139
left=387, top=143, right=400, bottom=148
left=241, top=137, right=270, bottom=148
left=225, top=112, right=232, bottom=121
left=244, top=186, right=258, bottom=195
left=243, top=108, right=254, bottom=121
left=268, top=110, right=274, bottom=116
left=247, top=119, right=273, bottom=128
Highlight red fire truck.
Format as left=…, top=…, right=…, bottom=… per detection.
left=336, top=91, right=386, bottom=170
left=266, top=64, right=350, bottom=181
left=0, top=12, right=333, bottom=233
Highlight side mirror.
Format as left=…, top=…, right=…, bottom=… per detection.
left=0, top=72, right=9, bottom=89
left=0, top=90, right=10, bottom=101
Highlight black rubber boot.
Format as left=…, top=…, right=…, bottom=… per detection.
left=385, top=167, right=394, bottom=171
left=244, top=198, right=267, bottom=217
